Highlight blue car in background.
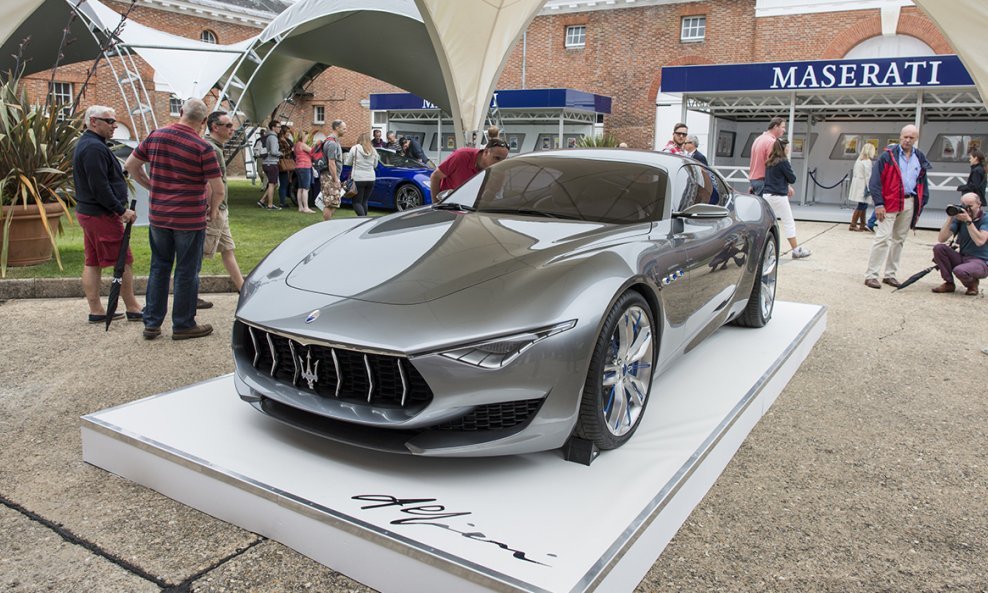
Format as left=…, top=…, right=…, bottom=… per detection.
left=340, top=147, right=434, bottom=211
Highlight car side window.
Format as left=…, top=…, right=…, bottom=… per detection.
left=377, top=150, right=393, bottom=166
left=676, top=164, right=714, bottom=210
left=705, top=167, right=731, bottom=206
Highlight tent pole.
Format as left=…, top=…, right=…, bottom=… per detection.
left=558, top=112, right=564, bottom=149
left=915, top=90, right=924, bottom=128
left=708, top=113, right=716, bottom=166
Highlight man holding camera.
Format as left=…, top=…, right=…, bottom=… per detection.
left=931, top=193, right=988, bottom=295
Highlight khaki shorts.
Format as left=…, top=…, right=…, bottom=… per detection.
left=203, top=208, right=235, bottom=258
left=320, top=176, right=342, bottom=208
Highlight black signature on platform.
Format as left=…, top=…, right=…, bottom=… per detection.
left=352, top=494, right=556, bottom=566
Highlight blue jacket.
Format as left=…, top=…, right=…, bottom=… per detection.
left=73, top=130, right=128, bottom=217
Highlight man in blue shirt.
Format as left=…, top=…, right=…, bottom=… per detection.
left=931, top=193, right=988, bottom=295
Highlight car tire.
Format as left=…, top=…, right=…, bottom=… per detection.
left=395, top=184, right=423, bottom=211
left=733, top=233, right=778, bottom=328
left=576, top=291, right=656, bottom=450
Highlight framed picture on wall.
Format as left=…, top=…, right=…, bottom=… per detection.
left=536, top=133, right=560, bottom=151
left=506, top=133, right=525, bottom=153
left=885, top=136, right=899, bottom=148
left=716, top=130, right=736, bottom=157
left=791, top=136, right=805, bottom=158
left=564, top=133, right=584, bottom=149
left=865, top=137, right=881, bottom=153
left=941, top=135, right=959, bottom=160
left=968, top=138, right=983, bottom=155
left=843, top=135, right=859, bottom=157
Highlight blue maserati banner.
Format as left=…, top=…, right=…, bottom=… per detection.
left=661, top=55, right=974, bottom=93
left=370, top=89, right=611, bottom=113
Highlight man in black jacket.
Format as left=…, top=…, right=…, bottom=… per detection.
left=73, top=105, right=143, bottom=324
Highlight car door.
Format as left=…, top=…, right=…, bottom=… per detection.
left=673, top=163, right=749, bottom=334
left=369, top=149, right=399, bottom=208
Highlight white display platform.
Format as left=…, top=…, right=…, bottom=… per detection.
left=82, top=301, right=825, bottom=593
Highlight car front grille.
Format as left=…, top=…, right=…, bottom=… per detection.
left=239, top=322, right=432, bottom=408
left=435, top=399, right=543, bottom=431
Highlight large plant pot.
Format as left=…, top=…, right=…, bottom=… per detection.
left=0, top=202, right=66, bottom=267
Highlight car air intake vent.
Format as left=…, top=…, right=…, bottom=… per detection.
left=241, top=323, right=432, bottom=407
left=435, top=399, right=543, bottom=431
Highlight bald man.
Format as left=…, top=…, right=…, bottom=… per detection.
left=864, top=124, right=932, bottom=289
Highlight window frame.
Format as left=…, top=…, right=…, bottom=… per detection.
left=200, top=30, right=218, bottom=44
left=313, top=105, right=325, bottom=125
left=564, top=25, right=586, bottom=49
left=169, top=96, right=182, bottom=117
left=680, top=15, right=706, bottom=43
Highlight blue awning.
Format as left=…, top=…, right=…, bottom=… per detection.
left=371, top=88, right=611, bottom=114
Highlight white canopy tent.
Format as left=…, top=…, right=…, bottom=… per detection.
left=913, top=0, right=988, bottom=106
left=220, top=0, right=545, bottom=145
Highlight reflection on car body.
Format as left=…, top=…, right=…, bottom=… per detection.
left=233, top=149, right=779, bottom=458
left=340, top=147, right=434, bottom=211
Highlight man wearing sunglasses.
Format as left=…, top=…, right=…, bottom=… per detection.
left=661, top=123, right=689, bottom=155
left=202, top=111, right=243, bottom=293
left=429, top=137, right=510, bottom=196
left=73, top=105, right=143, bottom=325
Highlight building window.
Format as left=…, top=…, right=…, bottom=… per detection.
left=313, top=105, right=325, bottom=124
left=564, top=25, right=586, bottom=49
left=169, top=96, right=182, bottom=116
left=200, top=30, right=217, bottom=44
left=48, top=82, right=73, bottom=118
left=681, top=16, right=706, bottom=42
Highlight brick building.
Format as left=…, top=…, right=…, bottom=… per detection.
left=24, top=0, right=960, bottom=153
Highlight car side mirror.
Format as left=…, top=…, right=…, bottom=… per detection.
left=435, top=189, right=453, bottom=203
left=672, top=203, right=730, bottom=219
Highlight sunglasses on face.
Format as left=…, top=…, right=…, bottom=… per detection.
left=93, top=117, right=116, bottom=125
left=674, top=131, right=687, bottom=137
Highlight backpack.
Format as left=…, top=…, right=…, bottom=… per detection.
left=311, top=140, right=327, bottom=172
left=252, top=132, right=268, bottom=159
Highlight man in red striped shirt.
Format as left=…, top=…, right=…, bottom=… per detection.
left=125, top=98, right=223, bottom=341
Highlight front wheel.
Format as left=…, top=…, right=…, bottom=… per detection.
left=733, top=233, right=778, bottom=328
left=576, top=291, right=656, bottom=450
left=395, top=184, right=423, bottom=210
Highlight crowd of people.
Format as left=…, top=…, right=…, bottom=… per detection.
left=74, top=98, right=985, bottom=342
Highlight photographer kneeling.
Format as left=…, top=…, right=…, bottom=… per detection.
left=932, top=192, right=988, bottom=295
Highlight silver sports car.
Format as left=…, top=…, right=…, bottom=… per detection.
left=233, top=149, right=779, bottom=457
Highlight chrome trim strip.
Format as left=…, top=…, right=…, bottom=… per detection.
left=238, top=319, right=404, bottom=357
left=265, top=333, right=277, bottom=377
left=248, top=326, right=260, bottom=368
left=80, top=412, right=548, bottom=593
left=331, top=348, right=341, bottom=398
left=288, top=340, right=299, bottom=386
left=398, top=359, right=408, bottom=407
left=573, top=305, right=827, bottom=593
left=364, top=354, right=373, bottom=403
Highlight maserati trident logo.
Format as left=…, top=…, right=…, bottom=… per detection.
left=297, top=349, right=319, bottom=389
left=305, top=309, right=320, bottom=324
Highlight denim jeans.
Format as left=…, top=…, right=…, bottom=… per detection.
left=145, top=226, right=205, bottom=331
left=279, top=171, right=292, bottom=205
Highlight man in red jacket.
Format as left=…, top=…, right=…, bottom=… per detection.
left=864, top=124, right=932, bottom=289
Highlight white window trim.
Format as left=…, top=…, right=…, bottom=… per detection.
left=200, top=30, right=217, bottom=44
left=565, top=25, right=586, bottom=49
left=313, top=105, right=325, bottom=125
left=680, top=16, right=706, bottom=43
left=169, top=96, right=182, bottom=116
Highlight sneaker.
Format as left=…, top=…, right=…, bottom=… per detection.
left=791, top=246, right=812, bottom=259
left=256, top=200, right=266, bottom=208
left=143, top=327, right=162, bottom=340
left=267, top=205, right=281, bottom=210
left=172, top=324, right=213, bottom=340
left=196, top=298, right=214, bottom=310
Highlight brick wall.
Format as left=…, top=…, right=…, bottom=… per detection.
left=20, top=1, right=959, bottom=156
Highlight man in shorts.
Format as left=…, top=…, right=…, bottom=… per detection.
left=73, top=105, right=143, bottom=324
left=203, top=111, right=244, bottom=292
left=320, top=119, right=346, bottom=220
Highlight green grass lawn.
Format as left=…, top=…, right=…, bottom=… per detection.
left=4, top=179, right=365, bottom=279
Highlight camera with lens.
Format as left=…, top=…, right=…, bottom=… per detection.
left=946, top=204, right=970, bottom=217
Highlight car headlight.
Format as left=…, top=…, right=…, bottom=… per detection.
left=439, top=320, right=577, bottom=369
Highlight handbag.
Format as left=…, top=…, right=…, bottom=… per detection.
left=278, top=157, right=295, bottom=172
left=342, top=178, right=357, bottom=198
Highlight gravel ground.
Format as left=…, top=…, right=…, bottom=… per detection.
left=0, top=221, right=986, bottom=592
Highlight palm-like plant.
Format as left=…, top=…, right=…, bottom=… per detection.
left=577, top=134, right=620, bottom=148
left=0, top=70, right=81, bottom=276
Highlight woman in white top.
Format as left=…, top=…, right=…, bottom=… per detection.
left=847, top=143, right=876, bottom=231
left=347, top=132, right=379, bottom=216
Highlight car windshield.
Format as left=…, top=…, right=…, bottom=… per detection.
left=445, top=156, right=668, bottom=224
left=377, top=148, right=435, bottom=170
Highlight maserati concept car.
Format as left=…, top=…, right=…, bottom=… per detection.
left=233, top=149, right=779, bottom=457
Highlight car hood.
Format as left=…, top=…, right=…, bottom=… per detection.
left=285, top=208, right=648, bottom=305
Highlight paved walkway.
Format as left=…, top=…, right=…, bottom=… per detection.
left=1, top=221, right=985, bottom=592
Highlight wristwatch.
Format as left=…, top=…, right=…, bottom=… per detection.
left=967, top=220, right=975, bottom=226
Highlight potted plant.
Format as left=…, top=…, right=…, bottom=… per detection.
left=0, top=68, right=80, bottom=276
